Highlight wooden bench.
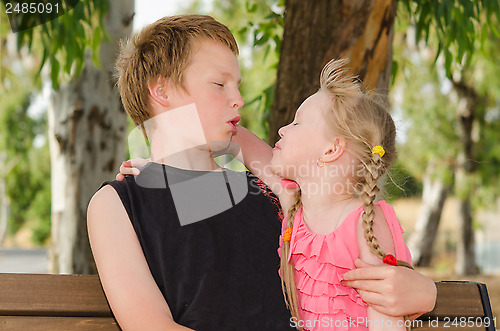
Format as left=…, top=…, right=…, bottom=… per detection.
left=0, top=274, right=495, bottom=330
left=0, top=273, right=119, bottom=331
left=415, top=281, right=496, bottom=330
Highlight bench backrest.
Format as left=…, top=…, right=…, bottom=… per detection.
left=0, top=273, right=119, bottom=331
left=415, top=281, right=495, bottom=330
left=0, top=274, right=495, bottom=330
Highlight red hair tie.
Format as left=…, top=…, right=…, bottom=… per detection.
left=383, top=254, right=397, bottom=266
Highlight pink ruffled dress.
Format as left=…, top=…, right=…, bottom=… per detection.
left=278, top=201, right=412, bottom=331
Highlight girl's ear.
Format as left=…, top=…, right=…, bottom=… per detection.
left=320, top=137, right=346, bottom=163
left=148, top=79, right=169, bottom=107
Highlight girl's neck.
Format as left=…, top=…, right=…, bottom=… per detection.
left=297, top=174, right=361, bottom=233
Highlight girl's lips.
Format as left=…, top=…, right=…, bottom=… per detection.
left=274, top=142, right=281, bottom=150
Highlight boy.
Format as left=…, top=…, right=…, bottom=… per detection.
left=88, top=15, right=436, bottom=330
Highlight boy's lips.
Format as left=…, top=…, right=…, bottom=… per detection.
left=227, top=115, right=241, bottom=132
left=274, top=141, right=281, bottom=150
left=228, top=115, right=241, bottom=125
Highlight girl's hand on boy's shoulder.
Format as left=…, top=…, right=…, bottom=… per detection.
left=116, top=158, right=148, bottom=181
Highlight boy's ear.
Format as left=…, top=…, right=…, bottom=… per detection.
left=148, top=80, right=169, bottom=107
left=320, top=137, right=346, bottom=164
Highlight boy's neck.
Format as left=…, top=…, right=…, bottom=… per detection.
left=151, top=143, right=223, bottom=171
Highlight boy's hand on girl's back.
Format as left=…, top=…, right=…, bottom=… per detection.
left=116, top=158, right=149, bottom=181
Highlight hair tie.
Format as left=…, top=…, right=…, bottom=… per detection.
left=283, top=228, right=293, bottom=242
left=372, top=145, right=385, bottom=157
left=382, top=254, right=397, bottom=266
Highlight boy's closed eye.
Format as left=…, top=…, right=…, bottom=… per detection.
left=213, top=82, right=224, bottom=87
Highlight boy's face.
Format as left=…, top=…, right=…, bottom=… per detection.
left=166, top=39, right=244, bottom=149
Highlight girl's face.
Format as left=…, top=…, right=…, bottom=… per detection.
left=271, top=91, right=333, bottom=180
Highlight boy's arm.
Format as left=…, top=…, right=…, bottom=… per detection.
left=347, top=207, right=436, bottom=319
left=342, top=259, right=436, bottom=320
left=231, top=125, right=296, bottom=211
left=87, top=186, right=193, bottom=331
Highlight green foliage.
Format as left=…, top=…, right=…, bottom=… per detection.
left=400, top=0, right=500, bottom=77
left=0, top=77, right=51, bottom=244
left=237, top=0, right=284, bottom=138
left=384, top=162, right=423, bottom=201
left=187, top=0, right=284, bottom=139
left=2, top=0, right=109, bottom=89
left=393, top=2, right=500, bottom=211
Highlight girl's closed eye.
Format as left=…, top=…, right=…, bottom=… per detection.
left=213, top=82, right=224, bottom=87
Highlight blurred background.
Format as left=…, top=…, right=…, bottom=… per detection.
left=0, top=0, right=499, bottom=316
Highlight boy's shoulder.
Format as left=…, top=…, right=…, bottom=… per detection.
left=247, top=172, right=283, bottom=220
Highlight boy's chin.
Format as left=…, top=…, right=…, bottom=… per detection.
left=204, top=140, right=233, bottom=153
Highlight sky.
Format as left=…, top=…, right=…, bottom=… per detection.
left=133, top=0, right=213, bottom=31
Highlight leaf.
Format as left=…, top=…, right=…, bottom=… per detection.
left=65, top=40, right=76, bottom=73
left=444, top=48, right=452, bottom=78
left=391, top=60, right=399, bottom=86
left=50, top=58, right=60, bottom=89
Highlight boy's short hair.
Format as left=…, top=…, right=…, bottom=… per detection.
left=116, top=15, right=239, bottom=129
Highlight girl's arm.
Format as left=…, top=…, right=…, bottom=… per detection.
left=87, top=186, right=193, bottom=331
left=231, top=125, right=279, bottom=190
left=355, top=205, right=406, bottom=331
left=231, top=125, right=296, bottom=211
left=116, top=125, right=298, bottom=210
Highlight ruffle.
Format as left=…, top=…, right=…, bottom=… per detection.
left=278, top=201, right=410, bottom=330
left=279, top=206, right=368, bottom=319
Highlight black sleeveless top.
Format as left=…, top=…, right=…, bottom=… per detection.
left=103, top=162, right=292, bottom=330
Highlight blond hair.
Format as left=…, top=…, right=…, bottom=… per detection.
left=279, top=59, right=398, bottom=325
left=115, top=15, right=239, bottom=134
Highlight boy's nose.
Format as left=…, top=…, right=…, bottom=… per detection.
left=232, top=91, right=244, bottom=110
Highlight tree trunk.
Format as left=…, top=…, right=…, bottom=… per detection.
left=269, top=0, right=396, bottom=144
left=407, top=162, right=450, bottom=266
left=0, top=152, right=8, bottom=245
left=452, top=79, right=480, bottom=276
left=48, top=0, right=134, bottom=274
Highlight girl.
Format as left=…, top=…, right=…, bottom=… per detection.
left=117, top=58, right=435, bottom=329
left=271, top=58, right=411, bottom=330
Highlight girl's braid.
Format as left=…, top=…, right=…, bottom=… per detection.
left=360, top=152, right=386, bottom=259
left=361, top=151, right=413, bottom=270
left=280, top=190, right=302, bottom=326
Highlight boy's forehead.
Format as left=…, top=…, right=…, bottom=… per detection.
left=189, top=41, right=241, bottom=78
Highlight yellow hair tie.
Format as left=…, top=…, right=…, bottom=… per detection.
left=283, top=228, right=293, bottom=242
left=372, top=145, right=385, bottom=157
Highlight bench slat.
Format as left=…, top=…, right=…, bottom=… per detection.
left=0, top=274, right=112, bottom=317
left=412, top=320, right=488, bottom=331
left=419, top=282, right=485, bottom=318
left=0, top=316, right=120, bottom=331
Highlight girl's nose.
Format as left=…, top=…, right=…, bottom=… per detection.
left=278, top=125, right=287, bottom=137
